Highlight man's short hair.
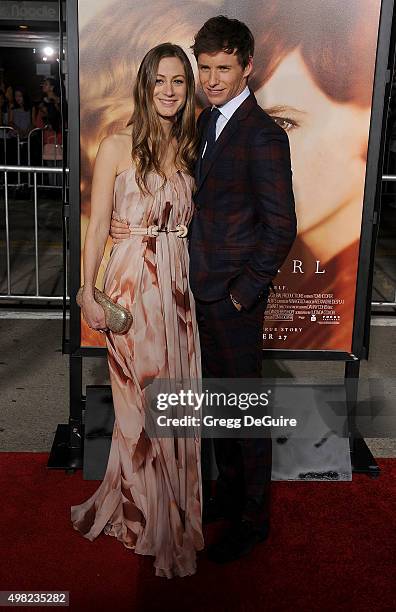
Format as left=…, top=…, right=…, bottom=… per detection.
left=191, top=15, right=254, bottom=68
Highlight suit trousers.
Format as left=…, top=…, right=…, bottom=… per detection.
left=195, top=293, right=272, bottom=527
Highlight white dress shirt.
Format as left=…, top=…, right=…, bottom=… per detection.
left=201, top=86, right=250, bottom=157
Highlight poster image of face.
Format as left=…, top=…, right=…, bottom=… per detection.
left=77, top=0, right=381, bottom=350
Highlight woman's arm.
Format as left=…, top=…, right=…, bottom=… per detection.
left=81, top=136, right=118, bottom=330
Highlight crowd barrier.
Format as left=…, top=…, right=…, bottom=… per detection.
left=374, top=175, right=396, bottom=308
left=0, top=164, right=68, bottom=304
left=0, top=126, right=64, bottom=189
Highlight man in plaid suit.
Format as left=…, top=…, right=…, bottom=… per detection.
left=189, top=16, right=296, bottom=563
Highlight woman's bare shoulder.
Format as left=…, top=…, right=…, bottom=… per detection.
left=117, top=125, right=133, bottom=137
left=100, top=128, right=131, bottom=149
left=103, top=126, right=132, bottom=149
left=97, top=129, right=132, bottom=172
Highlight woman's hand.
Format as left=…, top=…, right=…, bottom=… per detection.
left=81, top=291, right=107, bottom=332
left=110, top=218, right=130, bottom=243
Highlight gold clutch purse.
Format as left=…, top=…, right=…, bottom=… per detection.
left=76, top=286, right=133, bottom=334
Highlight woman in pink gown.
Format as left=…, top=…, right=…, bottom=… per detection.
left=71, top=44, right=204, bottom=578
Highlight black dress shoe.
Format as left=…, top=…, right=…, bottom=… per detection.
left=202, top=496, right=225, bottom=524
left=207, top=519, right=270, bottom=564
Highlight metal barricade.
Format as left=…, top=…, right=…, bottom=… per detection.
left=0, top=127, right=21, bottom=186
left=0, top=164, right=69, bottom=303
left=27, top=127, right=46, bottom=187
left=0, top=127, right=64, bottom=190
left=373, top=174, right=396, bottom=309
left=42, top=129, right=63, bottom=187
left=27, top=126, right=64, bottom=189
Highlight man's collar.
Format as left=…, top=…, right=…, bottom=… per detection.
left=212, top=86, right=251, bottom=120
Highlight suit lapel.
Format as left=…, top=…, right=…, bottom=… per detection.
left=195, top=92, right=257, bottom=194
left=196, top=116, right=239, bottom=191
left=195, top=108, right=211, bottom=185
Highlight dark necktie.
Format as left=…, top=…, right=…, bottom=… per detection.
left=197, top=107, right=221, bottom=183
left=203, top=106, right=221, bottom=159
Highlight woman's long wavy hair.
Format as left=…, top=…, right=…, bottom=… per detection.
left=128, top=43, right=198, bottom=195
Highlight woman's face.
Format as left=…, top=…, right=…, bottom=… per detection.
left=42, top=80, right=52, bottom=94
left=15, top=90, right=24, bottom=107
left=255, top=49, right=370, bottom=235
left=152, top=56, right=187, bottom=121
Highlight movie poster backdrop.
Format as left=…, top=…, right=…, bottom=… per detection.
left=77, top=0, right=382, bottom=351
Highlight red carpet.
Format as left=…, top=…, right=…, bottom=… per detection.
left=0, top=453, right=395, bottom=612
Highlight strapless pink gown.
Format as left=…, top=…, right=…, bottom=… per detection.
left=71, top=168, right=204, bottom=578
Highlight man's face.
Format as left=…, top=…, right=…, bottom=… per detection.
left=197, top=50, right=252, bottom=107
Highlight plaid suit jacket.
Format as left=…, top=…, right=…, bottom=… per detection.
left=188, top=91, right=297, bottom=310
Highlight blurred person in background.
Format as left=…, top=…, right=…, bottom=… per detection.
left=0, top=89, right=9, bottom=125
left=4, top=86, right=32, bottom=167
left=8, top=86, right=33, bottom=140
left=41, top=77, right=61, bottom=111
left=0, top=89, right=10, bottom=168
left=0, top=71, right=13, bottom=110
left=41, top=101, right=63, bottom=185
